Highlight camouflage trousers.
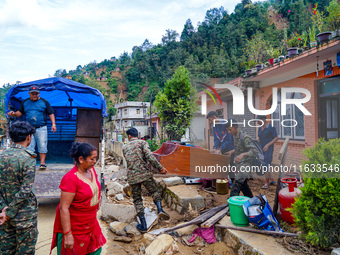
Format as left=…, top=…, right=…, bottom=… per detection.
left=230, top=162, right=254, bottom=198
left=131, top=177, right=162, bottom=217
left=0, top=217, right=38, bottom=255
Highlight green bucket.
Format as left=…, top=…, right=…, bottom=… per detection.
left=227, top=196, right=250, bottom=227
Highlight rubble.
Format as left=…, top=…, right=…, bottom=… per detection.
left=161, top=177, right=184, bottom=187
left=145, top=234, right=174, bottom=255
left=115, top=193, right=124, bottom=201
left=109, top=221, right=129, bottom=236
left=113, top=236, right=132, bottom=243
left=124, top=223, right=141, bottom=237
left=164, top=185, right=205, bottom=214
left=101, top=203, right=137, bottom=223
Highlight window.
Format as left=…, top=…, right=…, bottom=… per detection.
left=272, top=90, right=305, bottom=140
left=124, top=121, right=128, bottom=127
left=124, top=109, right=127, bottom=115
left=136, top=109, right=140, bottom=114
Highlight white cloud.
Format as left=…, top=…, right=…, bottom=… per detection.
left=0, top=0, right=250, bottom=87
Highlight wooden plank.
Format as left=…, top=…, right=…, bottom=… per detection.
left=149, top=203, right=228, bottom=235
left=273, top=136, right=290, bottom=217
left=215, top=224, right=299, bottom=237
left=201, top=207, right=229, bottom=228
left=278, top=136, right=290, bottom=160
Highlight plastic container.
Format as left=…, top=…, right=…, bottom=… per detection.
left=117, top=134, right=123, bottom=142
left=227, top=196, right=250, bottom=227
left=216, top=179, right=229, bottom=194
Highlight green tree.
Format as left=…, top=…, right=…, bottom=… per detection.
left=162, top=29, right=179, bottom=45
left=154, top=66, right=198, bottom=141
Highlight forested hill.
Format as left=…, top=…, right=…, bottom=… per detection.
left=55, top=0, right=332, bottom=117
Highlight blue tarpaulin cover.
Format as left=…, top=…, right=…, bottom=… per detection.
left=5, top=77, right=107, bottom=117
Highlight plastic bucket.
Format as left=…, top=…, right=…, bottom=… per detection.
left=227, top=196, right=250, bottom=227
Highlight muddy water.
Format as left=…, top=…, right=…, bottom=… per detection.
left=35, top=199, right=114, bottom=255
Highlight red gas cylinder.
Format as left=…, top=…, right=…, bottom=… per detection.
left=278, top=178, right=301, bottom=223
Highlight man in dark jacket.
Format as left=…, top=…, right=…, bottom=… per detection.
left=123, top=128, right=169, bottom=232
left=0, top=121, right=38, bottom=254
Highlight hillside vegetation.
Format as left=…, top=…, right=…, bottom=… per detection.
left=3, top=0, right=334, bottom=120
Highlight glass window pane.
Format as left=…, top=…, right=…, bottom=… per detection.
left=283, top=105, right=292, bottom=137
left=326, top=100, right=332, bottom=128
left=272, top=106, right=281, bottom=138
left=294, top=106, right=305, bottom=137
left=332, top=100, right=338, bottom=128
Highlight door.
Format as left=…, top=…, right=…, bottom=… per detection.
left=75, top=109, right=102, bottom=158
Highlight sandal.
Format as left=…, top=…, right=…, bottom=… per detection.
left=39, top=164, right=47, bottom=170
left=270, top=181, right=276, bottom=185
left=261, top=184, right=269, bottom=189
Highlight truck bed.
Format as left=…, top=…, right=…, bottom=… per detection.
left=33, top=163, right=73, bottom=199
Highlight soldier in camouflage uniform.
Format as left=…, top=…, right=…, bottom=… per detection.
left=226, top=119, right=257, bottom=198
left=0, top=121, right=38, bottom=255
left=123, top=128, right=169, bottom=233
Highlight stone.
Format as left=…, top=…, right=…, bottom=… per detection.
left=124, top=223, right=141, bottom=237
left=162, top=177, right=184, bottom=187
left=101, top=203, right=136, bottom=223
left=113, top=236, right=132, bottom=243
left=165, top=185, right=204, bottom=214
left=107, top=189, right=116, bottom=197
left=109, top=221, right=128, bottom=236
left=115, top=193, right=124, bottom=201
left=145, top=234, right=174, bottom=255
left=106, top=181, right=124, bottom=193
left=106, top=165, right=120, bottom=173
left=331, top=248, right=340, bottom=255
left=174, top=224, right=199, bottom=236
left=165, top=242, right=179, bottom=255
left=144, top=233, right=156, bottom=241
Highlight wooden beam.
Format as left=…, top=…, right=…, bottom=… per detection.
left=201, top=207, right=229, bottom=228
left=215, top=224, right=299, bottom=237
left=273, top=136, right=290, bottom=217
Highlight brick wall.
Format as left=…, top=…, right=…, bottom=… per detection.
left=258, top=76, right=318, bottom=166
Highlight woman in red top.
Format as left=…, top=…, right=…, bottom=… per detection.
left=50, top=142, right=106, bottom=255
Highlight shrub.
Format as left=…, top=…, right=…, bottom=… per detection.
left=290, top=138, right=340, bottom=248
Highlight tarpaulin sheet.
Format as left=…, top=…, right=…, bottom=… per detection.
left=5, top=77, right=107, bottom=117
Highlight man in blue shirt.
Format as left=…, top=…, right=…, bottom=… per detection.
left=205, top=111, right=234, bottom=190
left=207, top=111, right=234, bottom=155
left=257, top=115, right=279, bottom=189
left=8, top=86, right=57, bottom=170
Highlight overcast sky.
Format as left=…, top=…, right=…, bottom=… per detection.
left=0, top=0, right=246, bottom=86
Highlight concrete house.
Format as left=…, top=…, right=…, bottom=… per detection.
left=198, top=39, right=340, bottom=166
left=113, top=101, right=150, bottom=132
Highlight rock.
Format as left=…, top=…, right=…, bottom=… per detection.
left=115, top=193, right=124, bottom=201
left=145, top=234, right=174, bottom=255
left=101, top=203, right=137, bottom=223
left=174, top=224, right=199, bottom=236
left=164, top=185, right=205, bottom=214
left=107, top=189, right=116, bottom=197
left=109, top=221, right=129, bottom=236
left=144, top=233, right=156, bottom=241
left=113, top=236, right=132, bottom=243
left=106, top=165, right=120, bottom=173
left=165, top=242, right=179, bottom=255
left=162, top=177, right=184, bottom=187
left=124, top=223, right=141, bottom=237
left=106, top=181, right=124, bottom=193
left=331, top=248, right=340, bottom=255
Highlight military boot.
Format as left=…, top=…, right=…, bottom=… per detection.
left=155, top=201, right=170, bottom=220
left=137, top=214, right=147, bottom=233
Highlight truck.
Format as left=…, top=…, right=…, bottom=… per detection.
left=4, top=77, right=107, bottom=198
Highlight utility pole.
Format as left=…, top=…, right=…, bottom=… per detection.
left=149, top=94, right=152, bottom=140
